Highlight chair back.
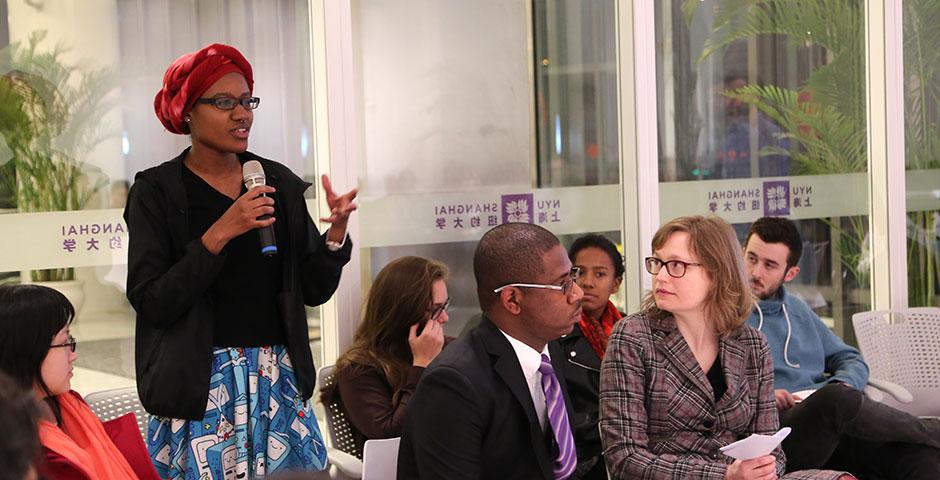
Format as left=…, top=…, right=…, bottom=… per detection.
left=84, top=386, right=148, bottom=439
left=317, top=364, right=363, bottom=458
left=361, top=437, right=401, bottom=480
left=853, top=307, right=940, bottom=415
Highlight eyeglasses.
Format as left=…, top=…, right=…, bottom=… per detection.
left=195, top=96, right=261, bottom=111
left=493, top=267, right=581, bottom=295
left=49, top=335, right=77, bottom=353
left=427, top=298, right=451, bottom=321
left=645, top=257, right=703, bottom=279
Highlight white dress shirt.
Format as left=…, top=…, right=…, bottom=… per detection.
left=499, top=329, right=550, bottom=432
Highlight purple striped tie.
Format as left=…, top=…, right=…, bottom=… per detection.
left=539, top=354, right=577, bottom=480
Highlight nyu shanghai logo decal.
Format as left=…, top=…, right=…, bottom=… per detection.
left=763, top=180, right=790, bottom=216
left=501, top=193, right=534, bottom=224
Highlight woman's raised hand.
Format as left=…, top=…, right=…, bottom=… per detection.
left=408, top=318, right=445, bottom=368
left=201, top=186, right=276, bottom=255
left=320, top=175, right=358, bottom=243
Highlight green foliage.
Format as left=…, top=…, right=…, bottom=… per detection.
left=690, top=0, right=940, bottom=306
left=902, top=0, right=940, bottom=306
left=0, top=30, right=117, bottom=281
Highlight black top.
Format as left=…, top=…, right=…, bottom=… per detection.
left=181, top=163, right=286, bottom=347
left=125, top=148, right=352, bottom=419
left=706, top=355, right=727, bottom=402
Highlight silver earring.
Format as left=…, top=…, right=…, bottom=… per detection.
left=184, top=116, right=191, bottom=123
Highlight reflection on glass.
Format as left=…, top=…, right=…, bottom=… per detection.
left=0, top=1, right=318, bottom=392
left=534, top=0, right=619, bottom=187
left=658, top=0, right=870, bottom=338
left=904, top=1, right=940, bottom=307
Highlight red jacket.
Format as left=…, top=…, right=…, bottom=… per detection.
left=39, top=391, right=159, bottom=480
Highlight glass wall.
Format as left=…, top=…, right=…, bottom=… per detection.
left=655, top=0, right=870, bottom=342
left=1, top=0, right=928, bottom=397
left=0, top=0, right=320, bottom=392
left=351, top=0, right=624, bottom=337
left=903, top=0, right=940, bottom=308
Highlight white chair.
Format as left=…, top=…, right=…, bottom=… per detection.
left=84, top=386, right=148, bottom=439
left=852, top=307, right=940, bottom=417
left=361, top=437, right=401, bottom=480
left=316, top=364, right=363, bottom=479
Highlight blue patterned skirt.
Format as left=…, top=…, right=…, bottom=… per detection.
left=147, top=345, right=327, bottom=479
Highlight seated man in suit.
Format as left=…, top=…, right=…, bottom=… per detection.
left=744, top=216, right=940, bottom=479
left=398, top=223, right=582, bottom=480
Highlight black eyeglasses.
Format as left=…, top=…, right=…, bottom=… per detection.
left=195, top=96, right=261, bottom=111
left=49, top=335, right=77, bottom=353
left=428, top=298, right=451, bottom=321
left=645, top=257, right=703, bottom=278
left=493, top=267, right=582, bottom=295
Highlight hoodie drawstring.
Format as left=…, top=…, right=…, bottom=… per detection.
left=754, top=301, right=800, bottom=368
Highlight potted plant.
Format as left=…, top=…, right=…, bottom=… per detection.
left=689, top=0, right=940, bottom=307
left=0, top=30, right=116, bottom=310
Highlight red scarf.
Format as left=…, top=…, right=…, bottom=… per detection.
left=579, top=301, right=622, bottom=360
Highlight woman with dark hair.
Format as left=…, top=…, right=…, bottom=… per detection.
left=320, top=256, right=450, bottom=459
left=0, top=284, right=156, bottom=480
left=599, top=216, right=851, bottom=480
left=125, top=43, right=356, bottom=478
left=0, top=371, right=42, bottom=480
left=559, top=234, right=624, bottom=479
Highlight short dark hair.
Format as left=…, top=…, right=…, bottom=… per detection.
left=746, top=217, right=803, bottom=268
left=474, top=223, right=561, bottom=312
left=0, top=284, right=75, bottom=396
left=568, top=234, right=625, bottom=280
left=0, top=371, right=42, bottom=480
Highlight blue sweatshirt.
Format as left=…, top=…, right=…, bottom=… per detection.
left=746, top=285, right=869, bottom=392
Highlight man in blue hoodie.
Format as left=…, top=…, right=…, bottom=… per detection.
left=744, top=217, right=939, bottom=479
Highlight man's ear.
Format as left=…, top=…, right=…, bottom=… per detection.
left=498, top=288, right=523, bottom=315
left=783, top=265, right=801, bottom=283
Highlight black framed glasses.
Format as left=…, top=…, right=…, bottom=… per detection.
left=645, top=257, right=703, bottom=278
left=428, top=298, right=451, bottom=321
left=493, top=267, right=582, bottom=295
left=195, top=96, right=261, bottom=111
left=49, top=335, right=77, bottom=353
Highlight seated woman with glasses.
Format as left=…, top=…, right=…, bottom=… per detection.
left=320, top=256, right=452, bottom=459
left=599, top=216, right=852, bottom=480
left=557, top=234, right=625, bottom=480
left=0, top=284, right=158, bottom=480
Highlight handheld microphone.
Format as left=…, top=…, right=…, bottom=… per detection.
left=242, top=160, right=278, bottom=257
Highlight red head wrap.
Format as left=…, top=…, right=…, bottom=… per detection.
left=153, top=43, right=254, bottom=135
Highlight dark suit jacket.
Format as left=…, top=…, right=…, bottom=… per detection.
left=398, top=315, right=576, bottom=479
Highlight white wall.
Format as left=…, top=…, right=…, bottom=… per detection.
left=355, top=0, right=533, bottom=196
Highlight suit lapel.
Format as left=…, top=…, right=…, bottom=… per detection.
left=717, top=331, right=745, bottom=405
left=478, top=317, right=554, bottom=480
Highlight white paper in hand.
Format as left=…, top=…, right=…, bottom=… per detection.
left=719, top=427, right=791, bottom=460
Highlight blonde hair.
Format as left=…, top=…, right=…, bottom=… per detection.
left=640, top=216, right=753, bottom=337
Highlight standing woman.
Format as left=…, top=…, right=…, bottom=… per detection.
left=599, top=216, right=850, bottom=480
left=320, top=256, right=451, bottom=459
left=125, top=44, right=357, bottom=478
left=559, top=234, right=624, bottom=479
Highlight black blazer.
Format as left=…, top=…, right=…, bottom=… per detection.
left=397, top=315, right=576, bottom=480
left=124, top=148, right=351, bottom=419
